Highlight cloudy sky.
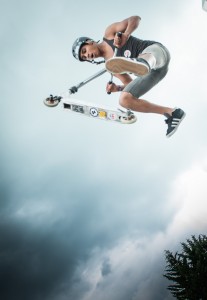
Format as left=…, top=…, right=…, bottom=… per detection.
left=1, top=1, right=207, bottom=299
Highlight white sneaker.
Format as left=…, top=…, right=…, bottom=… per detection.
left=105, top=57, right=150, bottom=76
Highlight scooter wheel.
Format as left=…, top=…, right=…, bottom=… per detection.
left=120, top=114, right=137, bottom=124
left=43, top=96, right=61, bottom=107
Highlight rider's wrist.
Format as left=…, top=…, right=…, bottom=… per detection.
left=117, top=85, right=123, bottom=92
left=124, top=32, right=130, bottom=40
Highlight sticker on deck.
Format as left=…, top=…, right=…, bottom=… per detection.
left=90, top=107, right=99, bottom=117
left=108, top=112, right=118, bottom=121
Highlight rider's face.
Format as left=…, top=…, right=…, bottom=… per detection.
left=80, top=42, right=98, bottom=61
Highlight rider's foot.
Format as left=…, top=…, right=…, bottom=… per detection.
left=165, top=108, right=186, bottom=137
left=105, top=57, right=150, bottom=76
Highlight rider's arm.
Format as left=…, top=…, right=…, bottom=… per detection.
left=106, top=73, right=133, bottom=93
left=115, top=73, right=132, bottom=85
left=104, top=16, right=141, bottom=46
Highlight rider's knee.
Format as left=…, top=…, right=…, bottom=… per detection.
left=119, top=93, right=133, bottom=109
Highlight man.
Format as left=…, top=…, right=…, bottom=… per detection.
left=72, top=15, right=185, bottom=137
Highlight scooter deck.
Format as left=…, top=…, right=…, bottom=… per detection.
left=62, top=98, right=137, bottom=124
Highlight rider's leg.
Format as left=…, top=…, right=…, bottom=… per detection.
left=139, top=43, right=170, bottom=70
left=119, top=92, right=173, bottom=115
left=105, top=44, right=170, bottom=76
left=119, top=60, right=174, bottom=116
left=138, top=53, right=156, bottom=70
left=118, top=45, right=185, bottom=136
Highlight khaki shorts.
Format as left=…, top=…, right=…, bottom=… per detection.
left=123, top=43, right=171, bottom=98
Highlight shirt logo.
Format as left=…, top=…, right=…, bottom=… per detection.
left=124, top=50, right=131, bottom=58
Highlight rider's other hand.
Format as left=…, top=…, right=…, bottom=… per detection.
left=106, top=82, right=119, bottom=93
left=113, top=33, right=128, bottom=48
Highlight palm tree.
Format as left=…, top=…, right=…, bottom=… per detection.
left=163, top=234, right=207, bottom=300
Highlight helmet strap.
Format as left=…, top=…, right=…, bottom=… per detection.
left=86, top=59, right=105, bottom=65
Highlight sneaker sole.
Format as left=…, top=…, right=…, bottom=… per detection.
left=105, top=57, right=149, bottom=76
left=166, top=112, right=186, bottom=138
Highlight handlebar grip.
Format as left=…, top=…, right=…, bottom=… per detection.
left=114, top=32, right=122, bottom=56
left=107, top=81, right=113, bottom=94
left=69, top=86, right=78, bottom=94
left=107, top=33, right=122, bottom=95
